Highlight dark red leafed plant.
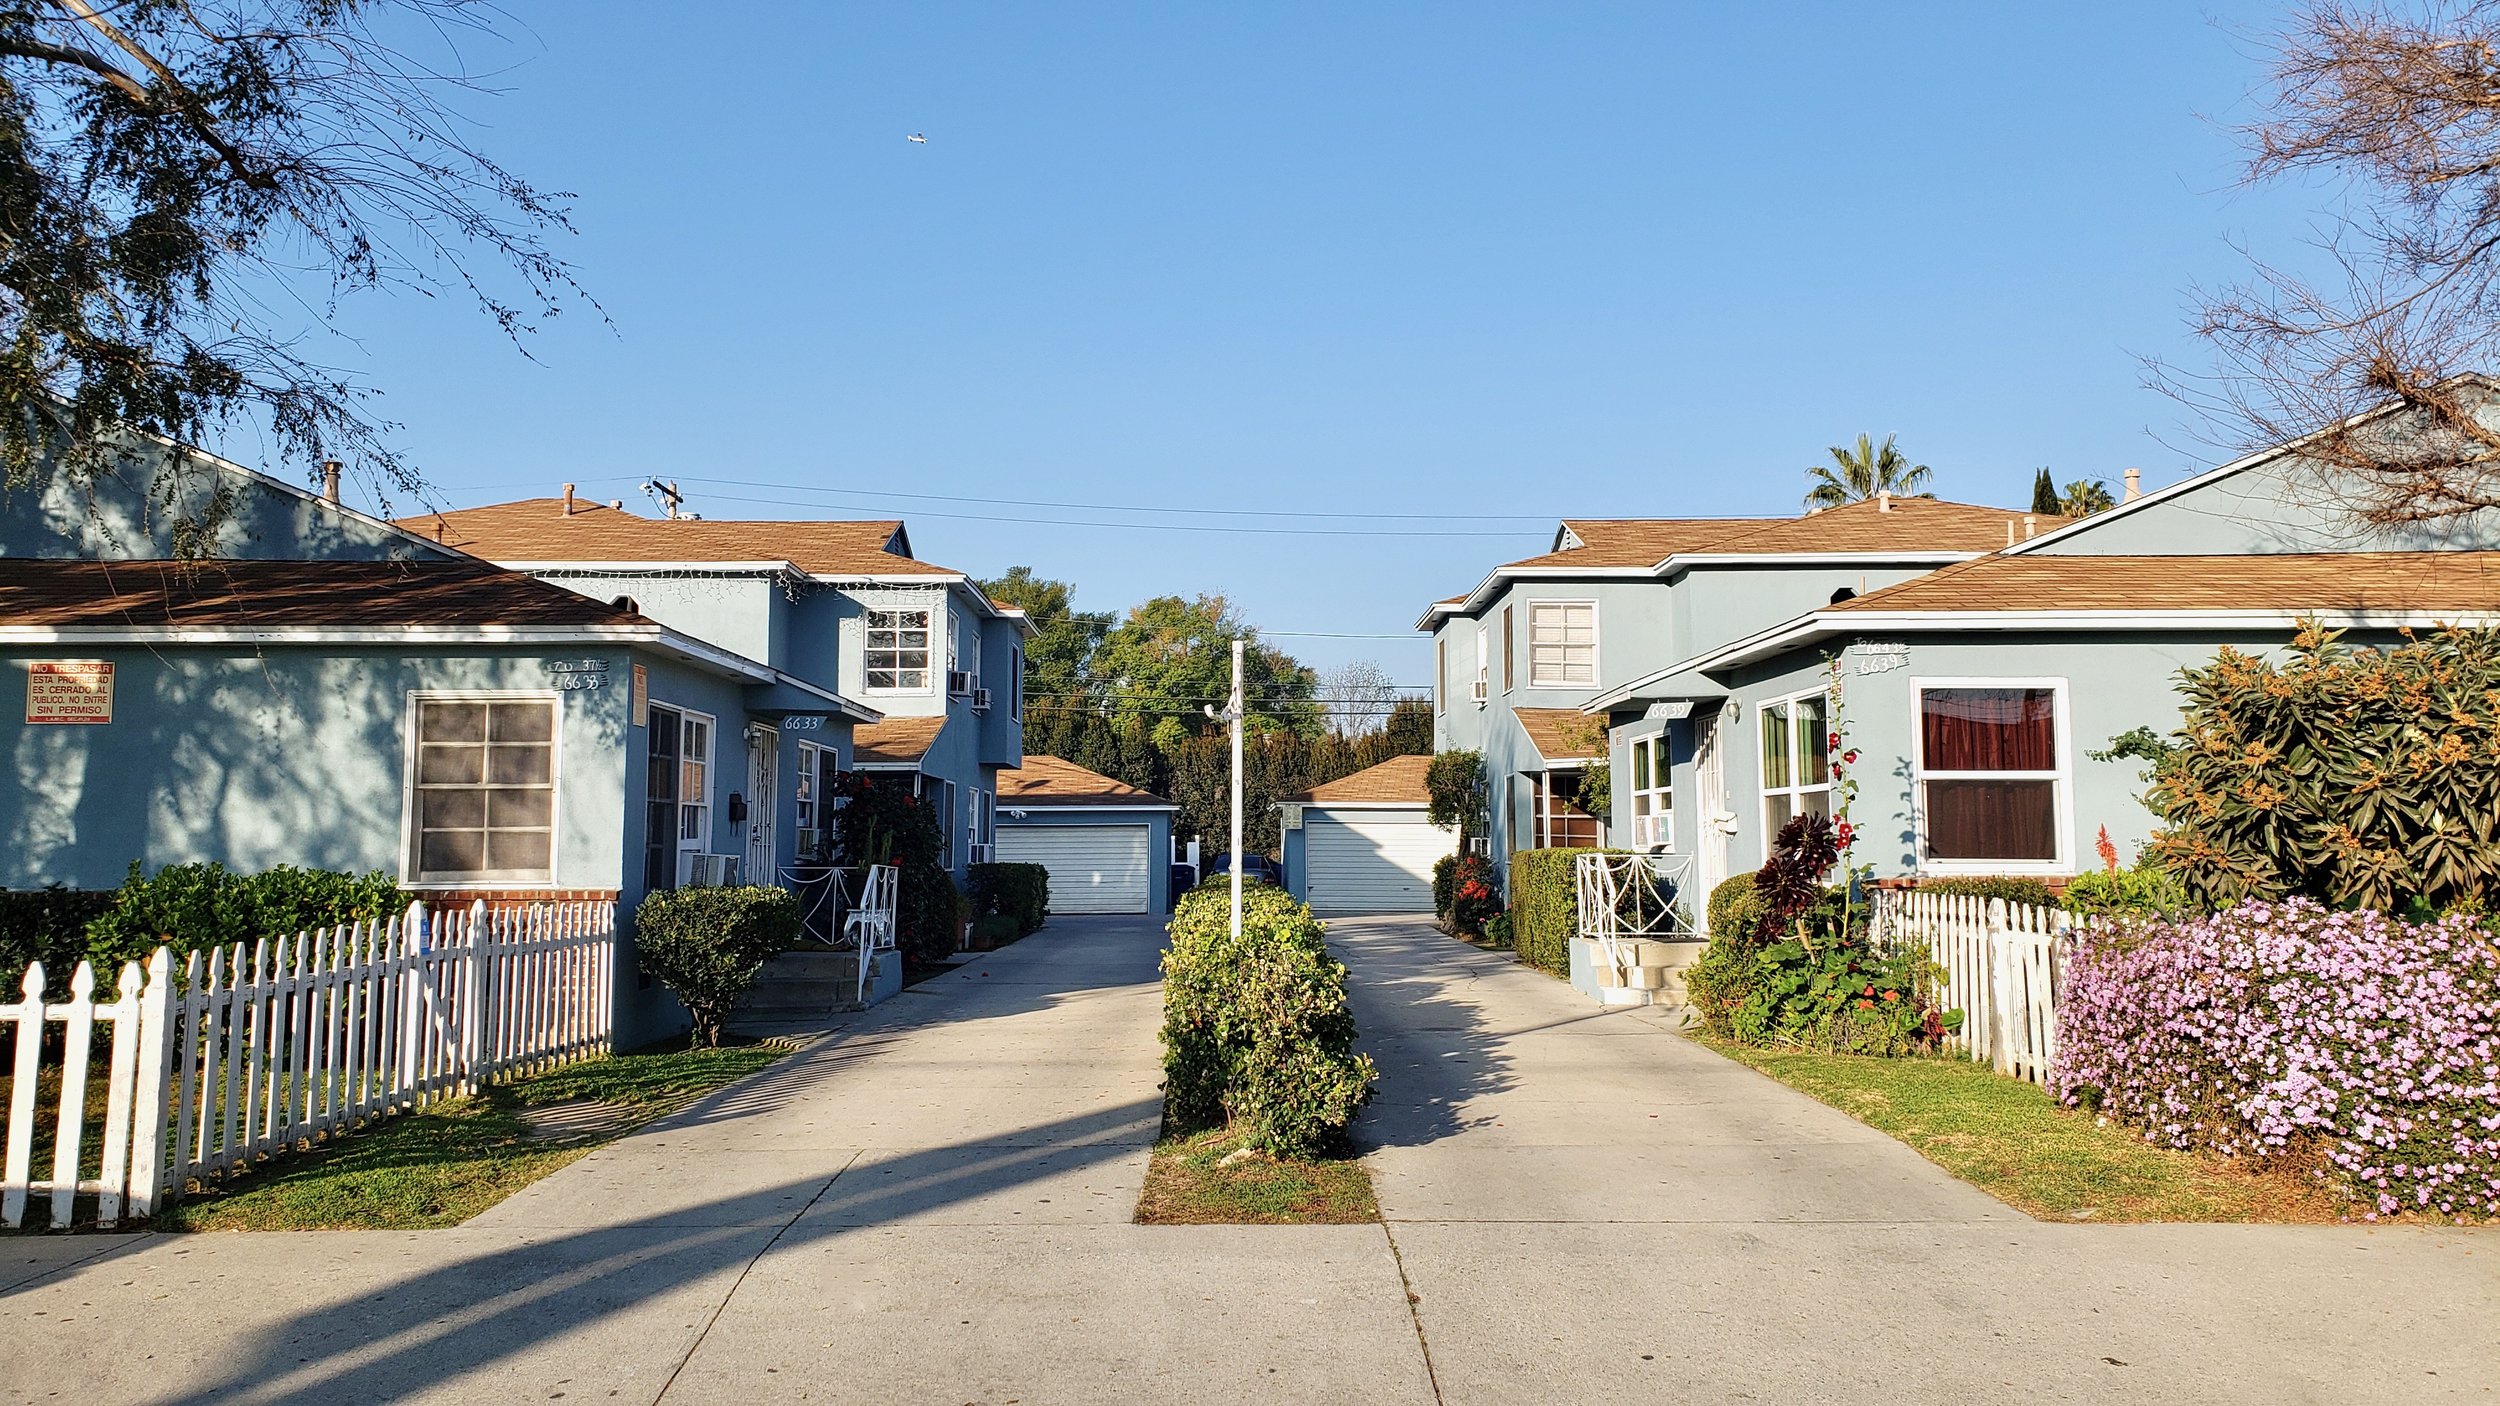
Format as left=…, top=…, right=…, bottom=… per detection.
left=1752, top=813, right=1838, bottom=935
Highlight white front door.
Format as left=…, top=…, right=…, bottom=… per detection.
left=1694, top=709, right=1731, bottom=931
left=746, top=725, right=778, bottom=883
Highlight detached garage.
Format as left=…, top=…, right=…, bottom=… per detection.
left=995, top=756, right=1177, bottom=915
left=1279, top=755, right=1457, bottom=915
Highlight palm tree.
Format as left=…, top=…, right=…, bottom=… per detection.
left=1804, top=434, right=1934, bottom=509
left=2059, top=478, right=2117, bottom=516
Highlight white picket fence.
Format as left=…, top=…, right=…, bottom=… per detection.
left=1, top=898, right=615, bottom=1230
left=1872, top=889, right=2094, bottom=1087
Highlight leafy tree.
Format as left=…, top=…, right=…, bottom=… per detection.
left=1804, top=434, right=1933, bottom=509
left=2059, top=479, right=2116, bottom=516
left=1090, top=594, right=1322, bottom=739
left=1380, top=697, right=1433, bottom=755
left=2030, top=468, right=2061, bottom=516
left=1424, top=750, right=1487, bottom=841
left=977, top=567, right=1111, bottom=713
left=0, top=0, right=589, bottom=531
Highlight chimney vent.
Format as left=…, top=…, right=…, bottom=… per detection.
left=562, top=483, right=577, bottom=516
left=2123, top=467, right=2142, bottom=502
left=320, top=460, right=341, bottom=504
left=1877, top=490, right=1892, bottom=514
left=608, top=499, right=624, bottom=510
left=2006, top=520, right=2016, bottom=548
left=2023, top=513, right=2038, bottom=539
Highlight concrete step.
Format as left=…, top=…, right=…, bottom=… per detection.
left=736, top=947, right=901, bottom=1016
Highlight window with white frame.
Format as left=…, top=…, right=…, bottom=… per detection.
left=1435, top=638, right=1448, bottom=714
left=1010, top=645, right=1024, bottom=721
left=970, top=786, right=995, bottom=856
left=795, top=739, right=831, bottom=859
left=1474, top=625, right=1488, bottom=700
left=1916, top=683, right=2065, bottom=868
left=409, top=694, right=557, bottom=884
left=949, top=610, right=979, bottom=694
left=1527, top=601, right=1596, bottom=687
left=643, top=704, right=713, bottom=890
left=1629, top=732, right=1673, bottom=851
left=1759, top=690, right=1832, bottom=837
left=866, top=608, right=933, bottom=691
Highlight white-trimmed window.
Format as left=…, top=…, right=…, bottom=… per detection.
left=1435, top=638, right=1448, bottom=715
left=408, top=693, right=558, bottom=884
left=970, top=787, right=995, bottom=857
left=644, top=703, right=714, bottom=889
left=1759, top=689, right=1833, bottom=837
left=1629, top=732, right=1673, bottom=852
left=795, top=739, right=831, bottom=859
left=1915, top=680, right=2069, bottom=872
left=1010, top=645, right=1024, bottom=721
left=866, top=608, right=933, bottom=691
left=1527, top=601, right=1596, bottom=687
left=950, top=611, right=979, bottom=694
left=1474, top=625, right=1489, bottom=703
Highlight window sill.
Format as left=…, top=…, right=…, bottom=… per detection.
left=1916, top=861, right=2071, bottom=878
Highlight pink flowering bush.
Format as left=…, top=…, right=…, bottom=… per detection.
left=2054, top=898, right=2500, bottom=1219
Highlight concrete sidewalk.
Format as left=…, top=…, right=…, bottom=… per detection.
left=1, top=913, right=2492, bottom=1404
left=1335, top=916, right=2499, bottom=1404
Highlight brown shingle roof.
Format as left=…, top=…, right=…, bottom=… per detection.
left=1692, top=498, right=2052, bottom=556
left=1829, top=552, right=2500, bottom=615
left=399, top=499, right=967, bottom=578
left=1282, top=754, right=1433, bottom=805
left=0, top=558, right=644, bottom=629
left=1502, top=518, right=1787, bottom=570
left=998, top=756, right=1173, bottom=806
left=1513, top=706, right=1604, bottom=763
left=851, top=715, right=948, bottom=766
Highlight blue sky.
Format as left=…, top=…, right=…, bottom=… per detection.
left=289, top=2, right=2324, bottom=685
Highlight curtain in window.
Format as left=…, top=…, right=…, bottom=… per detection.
left=1925, top=780, right=2056, bottom=860
left=1921, top=688, right=2054, bottom=771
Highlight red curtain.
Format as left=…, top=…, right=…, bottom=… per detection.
left=1924, top=780, right=2057, bottom=860
left=1921, top=688, right=2055, bottom=771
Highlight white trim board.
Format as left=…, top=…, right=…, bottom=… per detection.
left=1908, top=676, right=2075, bottom=878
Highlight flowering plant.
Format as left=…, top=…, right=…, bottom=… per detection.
left=2055, top=897, right=2500, bottom=1219
left=1439, top=853, right=1504, bottom=937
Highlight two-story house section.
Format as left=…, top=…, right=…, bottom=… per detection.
left=1420, top=496, right=2043, bottom=891
left=404, top=493, right=1031, bottom=883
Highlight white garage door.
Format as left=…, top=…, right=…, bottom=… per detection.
left=996, top=824, right=1152, bottom=914
left=1305, top=812, right=1455, bottom=915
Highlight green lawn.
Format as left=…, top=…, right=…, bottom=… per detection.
left=1135, top=1127, right=1379, bottom=1225
left=1696, top=1036, right=2347, bottom=1223
left=162, top=1042, right=785, bottom=1232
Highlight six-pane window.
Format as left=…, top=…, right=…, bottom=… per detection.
left=866, top=608, right=932, bottom=691
left=644, top=704, right=713, bottom=889
left=1527, top=602, right=1595, bottom=686
left=412, top=697, right=556, bottom=883
left=1759, top=692, right=1832, bottom=836
left=1919, top=686, right=2061, bottom=864
left=1630, top=733, right=1672, bottom=851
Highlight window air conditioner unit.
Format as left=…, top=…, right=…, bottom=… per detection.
left=970, top=687, right=992, bottom=714
left=946, top=670, right=975, bottom=698
left=1633, top=815, right=1670, bottom=852
left=1469, top=676, right=1489, bottom=705
left=1467, top=836, right=1491, bottom=858
left=966, top=842, right=994, bottom=865
left=680, top=852, right=742, bottom=888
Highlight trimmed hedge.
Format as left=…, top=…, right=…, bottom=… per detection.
left=84, top=861, right=406, bottom=972
left=1705, top=872, right=1763, bottom=945
left=0, top=886, right=116, bottom=985
left=1508, top=848, right=1604, bottom=976
left=1159, top=882, right=1374, bottom=1156
left=967, top=862, right=1050, bottom=936
left=634, top=885, right=801, bottom=1047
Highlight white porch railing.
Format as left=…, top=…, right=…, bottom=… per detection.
left=1574, top=852, right=1695, bottom=1001
left=1872, top=889, right=2089, bottom=1087
left=1, top=898, right=615, bottom=1230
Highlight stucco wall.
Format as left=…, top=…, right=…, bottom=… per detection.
left=2030, top=454, right=2500, bottom=556
left=0, top=445, right=437, bottom=562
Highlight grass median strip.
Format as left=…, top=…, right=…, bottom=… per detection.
left=163, top=1042, right=786, bottom=1232
left=1694, top=1036, right=2345, bottom=1224
left=1135, top=1128, right=1379, bottom=1225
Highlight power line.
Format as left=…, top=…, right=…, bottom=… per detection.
left=674, top=488, right=1538, bottom=538
left=580, top=473, right=1554, bottom=525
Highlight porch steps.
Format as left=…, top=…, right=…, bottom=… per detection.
left=734, top=946, right=902, bottom=1023
left=1569, top=934, right=1705, bottom=1009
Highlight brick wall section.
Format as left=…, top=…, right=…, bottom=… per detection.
left=411, top=888, right=621, bottom=909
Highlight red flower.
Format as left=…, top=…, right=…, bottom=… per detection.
left=1861, top=984, right=1875, bottom=996
left=1856, top=998, right=1875, bottom=1011
left=1827, top=732, right=1841, bottom=750
left=1843, top=749, right=1859, bottom=764
left=1881, top=989, right=1901, bottom=1002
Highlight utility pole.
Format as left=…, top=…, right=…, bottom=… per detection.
left=1229, top=636, right=1245, bottom=939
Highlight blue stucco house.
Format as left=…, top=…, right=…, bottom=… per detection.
left=1576, top=389, right=2500, bottom=928
left=1419, top=495, right=2046, bottom=904
left=404, top=493, right=1032, bottom=888
left=1, top=442, right=890, bottom=1043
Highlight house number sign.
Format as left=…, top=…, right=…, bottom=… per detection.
left=784, top=714, right=827, bottom=732
left=545, top=659, right=611, bottom=691
left=1848, top=641, right=1909, bottom=676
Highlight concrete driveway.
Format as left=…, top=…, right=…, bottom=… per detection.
left=1, top=913, right=2492, bottom=1404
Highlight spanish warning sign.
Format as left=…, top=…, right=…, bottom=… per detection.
left=26, top=661, right=113, bottom=724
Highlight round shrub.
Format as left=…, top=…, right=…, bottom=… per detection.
left=1159, top=883, right=1375, bottom=1156
left=1705, top=873, right=1763, bottom=946
left=2054, top=897, right=2500, bottom=1219
left=634, top=885, right=801, bottom=1047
